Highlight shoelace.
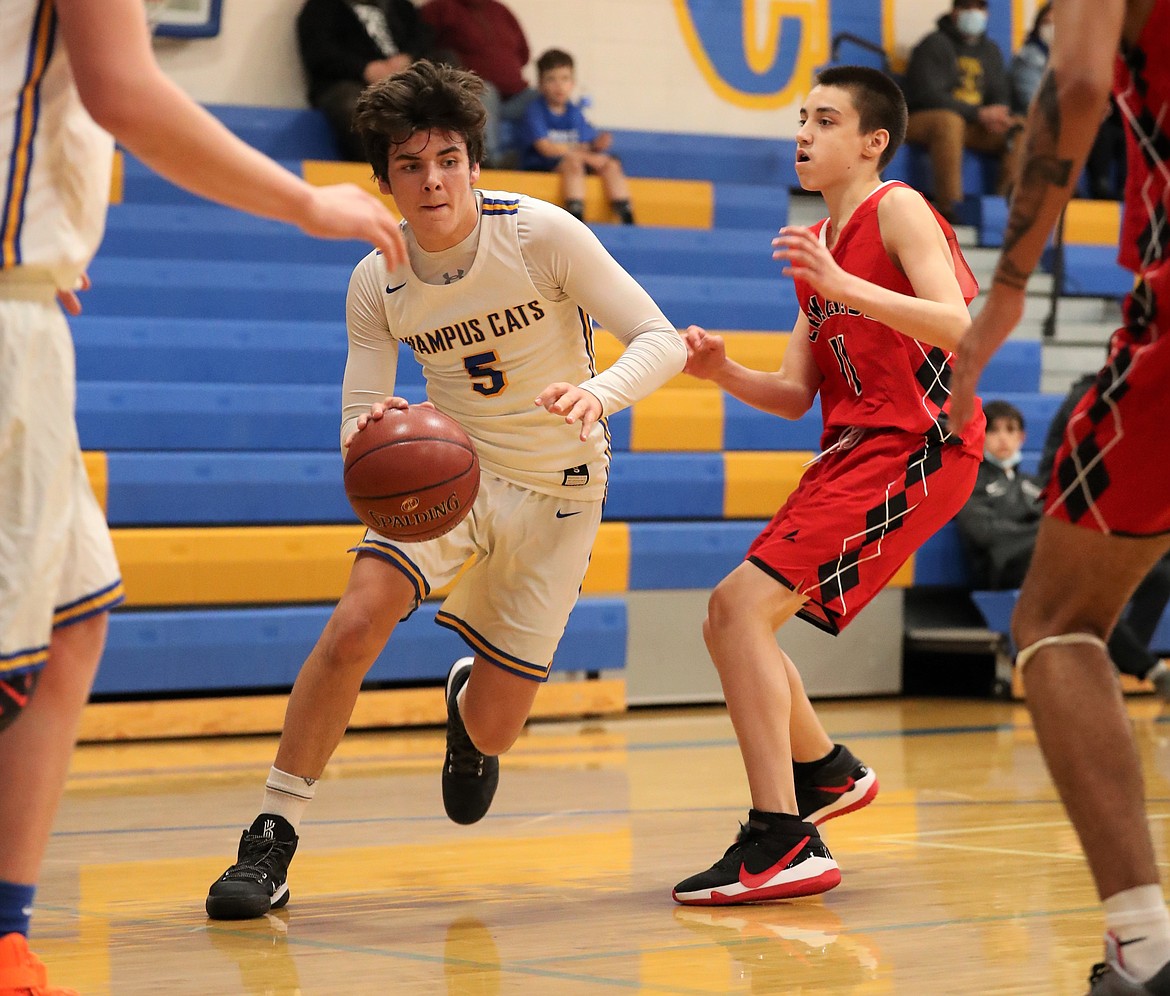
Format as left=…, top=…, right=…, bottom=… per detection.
left=1088, top=962, right=1110, bottom=986
left=713, top=821, right=769, bottom=870
left=225, top=834, right=295, bottom=883
left=446, top=724, right=486, bottom=777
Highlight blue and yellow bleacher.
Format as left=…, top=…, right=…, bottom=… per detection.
left=78, top=104, right=1059, bottom=737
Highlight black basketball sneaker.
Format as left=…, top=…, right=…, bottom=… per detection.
left=673, top=811, right=841, bottom=906
left=1088, top=934, right=1170, bottom=995
left=206, top=814, right=298, bottom=920
left=442, top=658, right=499, bottom=825
left=794, top=744, right=879, bottom=826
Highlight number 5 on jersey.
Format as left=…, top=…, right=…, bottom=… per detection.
left=464, top=350, right=508, bottom=396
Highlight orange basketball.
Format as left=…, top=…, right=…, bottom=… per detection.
left=343, top=406, right=479, bottom=542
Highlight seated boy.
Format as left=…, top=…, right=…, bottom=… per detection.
left=518, top=48, right=635, bottom=224
left=956, top=399, right=1044, bottom=590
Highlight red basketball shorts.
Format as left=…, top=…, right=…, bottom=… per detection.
left=747, top=427, right=980, bottom=634
left=1045, top=273, right=1170, bottom=536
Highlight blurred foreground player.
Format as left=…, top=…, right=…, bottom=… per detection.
left=0, top=1, right=408, bottom=992
left=950, top=0, right=1170, bottom=991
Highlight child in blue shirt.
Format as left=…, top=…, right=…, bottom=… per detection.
left=519, top=48, right=635, bottom=224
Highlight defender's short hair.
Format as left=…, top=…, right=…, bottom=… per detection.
left=353, top=59, right=487, bottom=181
left=983, top=399, right=1026, bottom=430
left=813, top=65, right=908, bottom=171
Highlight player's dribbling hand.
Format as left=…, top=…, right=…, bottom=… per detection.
left=773, top=226, right=853, bottom=301
left=300, top=183, right=408, bottom=272
left=344, top=397, right=433, bottom=448
left=536, top=383, right=603, bottom=442
left=682, top=325, right=727, bottom=381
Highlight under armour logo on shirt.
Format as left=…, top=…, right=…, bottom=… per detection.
left=442, top=269, right=465, bottom=284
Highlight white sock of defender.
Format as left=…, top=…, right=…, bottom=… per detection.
left=1105, top=885, right=1170, bottom=980
left=261, top=766, right=317, bottom=831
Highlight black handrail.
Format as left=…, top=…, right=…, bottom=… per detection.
left=1043, top=208, right=1066, bottom=340
left=828, top=32, right=892, bottom=71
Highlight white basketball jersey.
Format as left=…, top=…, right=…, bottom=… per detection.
left=1, top=0, right=114, bottom=287
left=354, top=191, right=611, bottom=501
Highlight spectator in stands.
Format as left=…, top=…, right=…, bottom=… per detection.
left=958, top=393, right=1170, bottom=696
left=673, top=65, right=984, bottom=906
left=420, top=0, right=535, bottom=167
left=1008, top=3, right=1125, bottom=199
left=903, top=0, right=1025, bottom=224
left=518, top=49, right=635, bottom=225
left=1008, top=3, right=1052, bottom=115
left=956, top=400, right=1044, bottom=590
left=1038, top=371, right=1170, bottom=697
left=0, top=1, right=406, bottom=990
left=297, top=0, right=448, bottom=161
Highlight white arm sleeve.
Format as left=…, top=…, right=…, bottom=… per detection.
left=520, top=203, right=686, bottom=414
left=340, top=252, right=400, bottom=452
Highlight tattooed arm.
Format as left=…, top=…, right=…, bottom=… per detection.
left=949, top=0, right=1126, bottom=430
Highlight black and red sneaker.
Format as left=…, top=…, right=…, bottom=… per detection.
left=794, top=744, right=878, bottom=826
left=672, top=811, right=841, bottom=906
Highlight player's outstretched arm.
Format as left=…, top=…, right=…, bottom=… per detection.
left=56, top=0, right=407, bottom=270
left=682, top=317, right=820, bottom=420
left=773, top=190, right=970, bottom=352
left=950, top=0, right=1125, bottom=429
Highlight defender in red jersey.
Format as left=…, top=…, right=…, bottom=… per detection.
left=951, top=1, right=1170, bottom=992
left=672, top=66, right=984, bottom=907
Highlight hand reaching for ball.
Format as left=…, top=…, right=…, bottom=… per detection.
left=535, top=383, right=602, bottom=442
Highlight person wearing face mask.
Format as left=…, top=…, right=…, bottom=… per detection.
left=1009, top=2, right=1053, bottom=114
left=958, top=393, right=1170, bottom=697
left=903, top=0, right=1025, bottom=224
left=955, top=400, right=1043, bottom=591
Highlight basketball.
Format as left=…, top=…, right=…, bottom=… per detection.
left=343, top=406, right=479, bottom=542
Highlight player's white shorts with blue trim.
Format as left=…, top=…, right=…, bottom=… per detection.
left=354, top=470, right=602, bottom=681
left=0, top=279, right=123, bottom=678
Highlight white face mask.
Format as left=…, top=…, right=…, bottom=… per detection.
left=1037, top=23, right=1054, bottom=47
left=955, top=9, right=988, bottom=36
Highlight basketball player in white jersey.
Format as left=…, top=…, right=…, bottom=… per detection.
left=206, top=60, right=687, bottom=920
left=0, top=1, right=407, bottom=989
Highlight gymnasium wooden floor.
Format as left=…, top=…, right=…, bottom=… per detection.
left=32, top=694, right=1170, bottom=995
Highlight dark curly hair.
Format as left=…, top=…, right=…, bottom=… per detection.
left=353, top=59, right=488, bottom=183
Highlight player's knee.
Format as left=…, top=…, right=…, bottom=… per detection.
left=1010, top=596, right=1108, bottom=655
left=464, top=712, right=523, bottom=756
left=320, top=598, right=393, bottom=671
left=706, top=583, right=739, bottom=634
left=0, top=667, right=42, bottom=733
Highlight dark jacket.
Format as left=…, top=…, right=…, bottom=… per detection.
left=956, top=459, right=1044, bottom=589
left=904, top=14, right=1011, bottom=122
left=297, top=0, right=440, bottom=105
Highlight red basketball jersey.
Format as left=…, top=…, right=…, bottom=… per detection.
left=792, top=181, right=982, bottom=456
left=1116, top=1, right=1170, bottom=280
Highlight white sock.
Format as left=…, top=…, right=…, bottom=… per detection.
left=1105, top=885, right=1170, bottom=981
left=260, top=766, right=317, bottom=831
